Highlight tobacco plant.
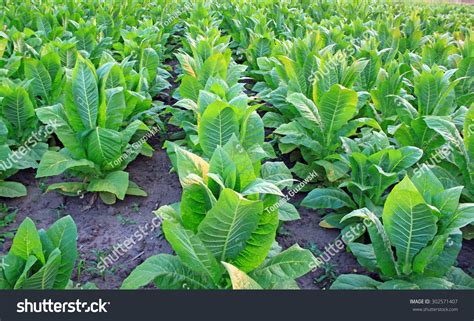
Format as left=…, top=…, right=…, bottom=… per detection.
left=0, top=216, right=77, bottom=289
left=35, top=54, right=152, bottom=204
left=331, top=169, right=474, bottom=289
left=122, top=138, right=313, bottom=289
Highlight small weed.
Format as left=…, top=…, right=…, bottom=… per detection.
left=117, top=214, right=137, bottom=226
left=309, top=243, right=337, bottom=289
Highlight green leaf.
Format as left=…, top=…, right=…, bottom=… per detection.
left=1, top=87, right=35, bottom=133
left=445, top=204, right=474, bottom=232
left=0, top=181, right=27, bottom=198
left=302, top=188, right=355, bottom=210
left=180, top=75, right=202, bottom=102
left=199, top=53, right=227, bottom=85
left=22, top=248, right=61, bottom=289
left=223, top=136, right=256, bottom=191
left=47, top=182, right=87, bottom=196
left=180, top=175, right=215, bottom=232
left=250, top=244, right=314, bottom=288
left=208, top=146, right=236, bottom=192
left=10, top=217, right=45, bottom=264
left=46, top=216, right=77, bottom=289
left=319, top=84, right=358, bottom=143
left=261, top=162, right=293, bottom=189
left=36, top=104, right=87, bottom=159
left=121, top=254, right=212, bottom=289
left=163, top=220, right=223, bottom=284
left=172, top=143, right=209, bottom=183
left=377, top=280, right=419, bottom=289
left=13, top=256, right=38, bottom=289
left=232, top=199, right=279, bottom=272
left=445, top=267, right=474, bottom=289
left=99, top=87, right=126, bottom=130
left=199, top=101, right=239, bottom=158
left=331, top=274, right=381, bottom=289
left=141, top=48, right=159, bottom=82
left=72, top=54, right=99, bottom=128
left=278, top=202, right=300, bottom=221
left=87, top=171, right=129, bottom=200
left=197, top=189, right=262, bottom=261
left=241, top=178, right=283, bottom=196
left=383, top=176, right=438, bottom=274
left=86, top=127, right=122, bottom=166
left=286, top=93, right=321, bottom=125
left=36, top=151, right=95, bottom=178
left=348, top=243, right=378, bottom=272
left=24, top=58, right=52, bottom=100
left=126, top=181, right=147, bottom=196
left=412, top=276, right=453, bottom=289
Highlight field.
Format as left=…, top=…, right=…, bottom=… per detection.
left=0, top=0, right=473, bottom=290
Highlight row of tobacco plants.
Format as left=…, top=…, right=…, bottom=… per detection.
left=0, top=0, right=473, bottom=289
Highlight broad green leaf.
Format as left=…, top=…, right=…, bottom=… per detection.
left=36, top=104, right=87, bottom=159
left=241, top=178, right=283, bottom=196
left=377, top=280, right=419, bottom=289
left=163, top=220, right=223, bottom=284
left=46, top=216, right=77, bottom=289
left=302, top=188, right=355, bottom=210
left=87, top=171, right=129, bottom=200
left=86, top=127, right=122, bottom=166
left=197, top=189, right=262, bottom=261
left=0, top=181, right=27, bottom=198
left=261, top=162, right=293, bottom=189
left=319, top=84, right=358, bottom=143
left=278, top=202, right=300, bottom=221
left=199, top=101, right=239, bottom=158
left=198, top=53, right=227, bottom=85
left=223, top=136, right=256, bottom=191
left=172, top=143, right=209, bottom=183
left=348, top=243, right=378, bottom=272
left=121, top=254, right=212, bottom=289
left=250, top=244, right=314, bottom=288
left=232, top=197, right=279, bottom=272
left=286, top=93, right=321, bottom=125
left=46, top=182, right=87, bottom=196
left=24, top=58, right=51, bottom=100
left=208, top=146, right=236, bottom=192
left=330, top=274, right=381, bottom=289
left=383, top=176, right=438, bottom=274
left=1, top=87, right=35, bottom=133
left=10, top=217, right=45, bottom=264
left=36, top=151, right=94, bottom=178
left=180, top=175, right=216, bottom=233
left=72, top=54, right=99, bottom=128
left=22, top=248, right=61, bottom=289
left=180, top=75, right=202, bottom=102
left=99, top=87, right=126, bottom=130
left=412, top=276, right=453, bottom=289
